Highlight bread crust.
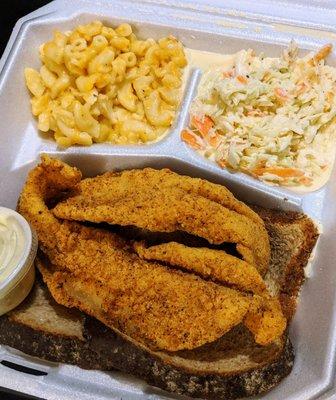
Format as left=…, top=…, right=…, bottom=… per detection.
left=0, top=312, right=294, bottom=400
left=0, top=315, right=109, bottom=370
left=254, top=207, right=319, bottom=319
left=84, top=317, right=294, bottom=399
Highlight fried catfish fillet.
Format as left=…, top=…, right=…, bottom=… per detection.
left=17, top=156, right=252, bottom=351
left=134, top=241, right=286, bottom=345
left=52, top=168, right=270, bottom=275
left=18, top=156, right=285, bottom=350
left=134, top=241, right=266, bottom=294
left=36, top=252, right=251, bottom=351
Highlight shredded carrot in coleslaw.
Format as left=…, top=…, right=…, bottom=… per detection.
left=182, top=42, right=336, bottom=187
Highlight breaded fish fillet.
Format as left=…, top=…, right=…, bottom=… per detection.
left=134, top=241, right=286, bottom=345
left=36, top=251, right=251, bottom=352
left=52, top=168, right=270, bottom=275
left=18, top=156, right=285, bottom=350
left=245, top=295, right=286, bottom=346
left=17, top=157, right=251, bottom=351
left=134, top=241, right=266, bottom=294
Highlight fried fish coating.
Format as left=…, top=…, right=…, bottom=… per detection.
left=134, top=241, right=266, bottom=294
left=36, top=253, right=251, bottom=352
left=83, top=168, right=263, bottom=224
left=244, top=295, right=287, bottom=346
left=18, top=156, right=252, bottom=351
left=134, top=240, right=286, bottom=345
left=52, top=168, right=270, bottom=275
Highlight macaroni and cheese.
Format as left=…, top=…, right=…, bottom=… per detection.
left=25, top=20, right=187, bottom=146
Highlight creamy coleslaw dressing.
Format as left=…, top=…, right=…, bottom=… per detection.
left=183, top=47, right=336, bottom=192
left=295, top=123, right=336, bottom=193
left=185, top=48, right=235, bottom=71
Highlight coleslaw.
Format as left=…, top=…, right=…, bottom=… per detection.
left=182, top=42, right=336, bottom=187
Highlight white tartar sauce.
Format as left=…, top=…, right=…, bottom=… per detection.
left=0, top=214, right=26, bottom=283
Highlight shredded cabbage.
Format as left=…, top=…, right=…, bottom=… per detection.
left=185, top=42, right=336, bottom=187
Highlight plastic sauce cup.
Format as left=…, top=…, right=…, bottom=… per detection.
left=0, top=207, right=37, bottom=316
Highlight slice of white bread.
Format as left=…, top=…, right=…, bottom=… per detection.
left=0, top=208, right=318, bottom=399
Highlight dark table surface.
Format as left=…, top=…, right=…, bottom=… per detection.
left=1, top=2, right=52, bottom=398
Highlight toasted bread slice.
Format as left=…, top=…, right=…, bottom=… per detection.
left=0, top=208, right=318, bottom=399
left=0, top=280, right=111, bottom=370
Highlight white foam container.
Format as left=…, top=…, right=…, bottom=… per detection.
left=1, top=0, right=336, bottom=399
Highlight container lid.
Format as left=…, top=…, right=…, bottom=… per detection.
left=0, top=207, right=37, bottom=298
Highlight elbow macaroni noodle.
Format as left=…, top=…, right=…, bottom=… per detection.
left=24, top=20, right=187, bottom=146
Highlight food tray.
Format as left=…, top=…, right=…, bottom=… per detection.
left=1, top=0, right=336, bottom=399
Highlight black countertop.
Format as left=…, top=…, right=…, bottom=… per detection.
left=1, top=2, right=51, bottom=398
left=0, top=0, right=52, bottom=56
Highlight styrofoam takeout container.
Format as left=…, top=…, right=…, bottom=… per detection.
left=1, top=0, right=336, bottom=399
